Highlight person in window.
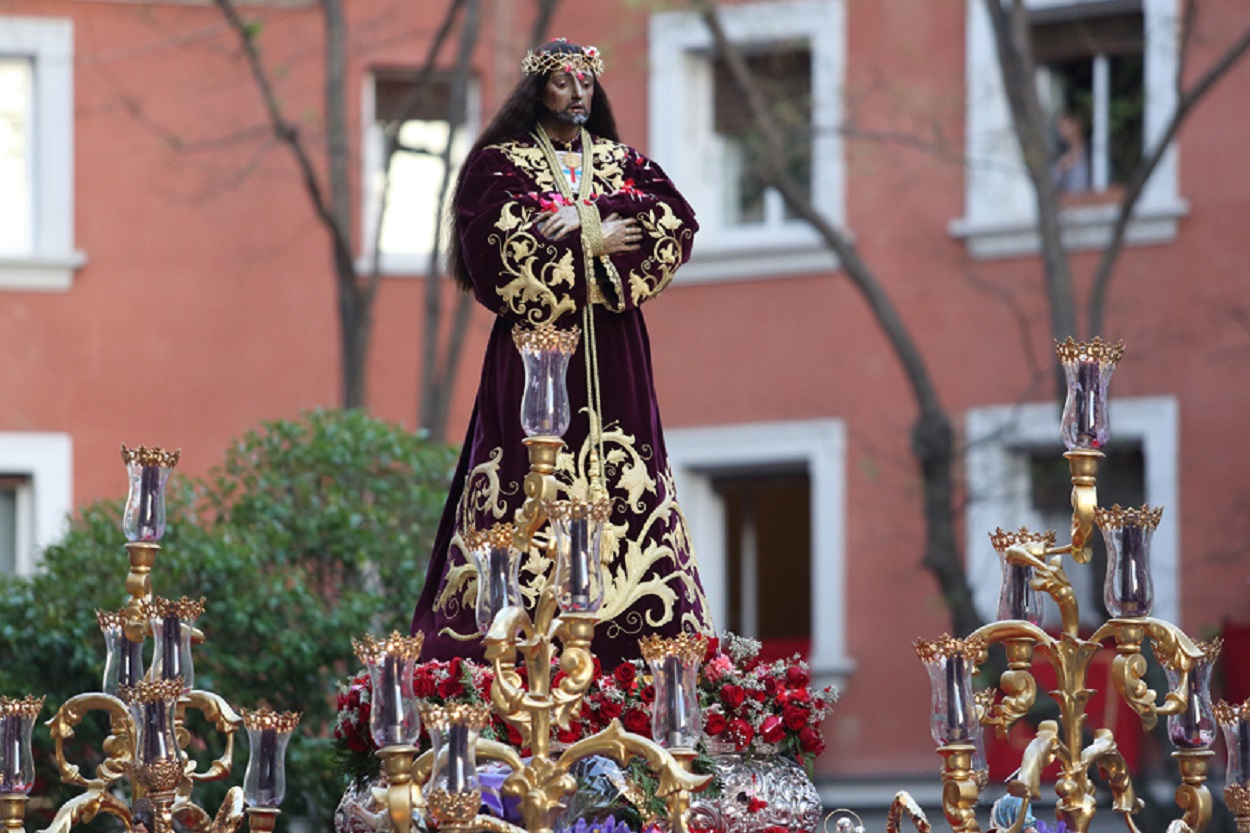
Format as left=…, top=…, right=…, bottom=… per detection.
left=1050, top=108, right=1091, bottom=193
left=410, top=39, right=712, bottom=668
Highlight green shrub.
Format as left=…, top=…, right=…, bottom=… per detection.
left=0, top=409, right=456, bottom=832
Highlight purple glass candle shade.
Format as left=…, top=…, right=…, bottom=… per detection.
left=241, top=708, right=301, bottom=809
left=640, top=633, right=707, bottom=749
left=353, top=632, right=423, bottom=749
left=423, top=704, right=489, bottom=796
left=1097, top=505, right=1162, bottom=618
left=513, top=325, right=580, bottom=439
left=917, top=635, right=985, bottom=746
left=1056, top=337, right=1123, bottom=451
left=465, top=524, right=522, bottom=635
left=1216, top=700, right=1250, bottom=790
left=98, top=609, right=146, bottom=695
left=121, top=445, right=180, bottom=543
left=0, top=696, right=43, bottom=795
left=1163, top=639, right=1220, bottom=750
left=544, top=498, right=611, bottom=615
left=147, top=597, right=205, bottom=694
left=990, top=528, right=1054, bottom=625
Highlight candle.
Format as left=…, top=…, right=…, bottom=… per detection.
left=256, top=728, right=278, bottom=800
left=1074, top=360, right=1102, bottom=448
left=665, top=655, right=690, bottom=748
left=945, top=655, right=971, bottom=742
left=0, top=715, right=23, bottom=792
left=138, top=465, right=162, bottom=539
left=1239, top=721, right=1250, bottom=787
left=379, top=656, right=405, bottom=746
left=447, top=724, right=470, bottom=793
left=569, top=517, right=590, bottom=610
left=121, top=638, right=145, bottom=689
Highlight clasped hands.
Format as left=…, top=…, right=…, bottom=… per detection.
left=536, top=206, right=642, bottom=255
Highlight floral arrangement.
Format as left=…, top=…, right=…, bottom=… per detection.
left=333, top=633, right=837, bottom=788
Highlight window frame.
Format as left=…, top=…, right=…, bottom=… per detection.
left=0, top=16, right=84, bottom=291
left=648, top=0, right=846, bottom=283
left=951, top=0, right=1187, bottom=259
left=0, top=432, right=72, bottom=576
left=665, top=419, right=853, bottom=689
left=964, top=397, right=1179, bottom=625
left=357, top=69, right=479, bottom=277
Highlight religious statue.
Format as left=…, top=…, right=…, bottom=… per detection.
left=411, top=39, right=713, bottom=667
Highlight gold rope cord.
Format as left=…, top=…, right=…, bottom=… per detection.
left=533, top=125, right=608, bottom=497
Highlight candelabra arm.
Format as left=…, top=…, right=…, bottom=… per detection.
left=551, top=614, right=597, bottom=729
left=1005, top=544, right=1082, bottom=638
left=47, top=693, right=134, bottom=788
left=376, top=745, right=422, bottom=833
left=1009, top=720, right=1061, bottom=802
left=34, top=786, right=130, bottom=833
left=512, top=437, right=564, bottom=553
left=474, top=738, right=526, bottom=774
left=1080, top=728, right=1142, bottom=818
left=182, top=690, right=243, bottom=783
left=1065, top=450, right=1102, bottom=565
left=1097, top=619, right=1201, bottom=730
left=542, top=721, right=711, bottom=833
left=885, top=791, right=932, bottom=833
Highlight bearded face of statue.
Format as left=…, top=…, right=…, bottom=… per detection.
left=541, top=70, right=595, bottom=129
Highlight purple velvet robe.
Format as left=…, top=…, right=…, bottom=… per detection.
left=411, top=131, right=713, bottom=668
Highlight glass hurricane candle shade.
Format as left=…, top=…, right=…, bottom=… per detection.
left=423, top=705, right=490, bottom=795
left=1056, top=338, right=1123, bottom=451
left=917, top=637, right=983, bottom=746
left=121, top=445, right=179, bottom=542
left=0, top=697, right=43, bottom=795
left=640, top=634, right=707, bottom=750
left=98, top=610, right=145, bottom=695
left=242, top=709, right=301, bottom=809
left=1164, top=640, right=1220, bottom=750
left=149, top=598, right=205, bottom=694
left=1216, top=700, right=1250, bottom=790
left=466, top=525, right=522, bottom=635
left=513, top=325, right=580, bottom=438
left=126, top=680, right=183, bottom=770
left=353, top=633, right=424, bottom=749
left=545, top=499, right=611, bottom=614
left=1097, top=505, right=1162, bottom=618
left=990, top=529, right=1054, bottom=625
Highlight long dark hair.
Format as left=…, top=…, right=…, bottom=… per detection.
left=446, top=40, right=620, bottom=291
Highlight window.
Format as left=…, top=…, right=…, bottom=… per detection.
left=648, top=0, right=846, bottom=282
left=964, top=397, right=1179, bottom=625
left=0, top=432, right=72, bottom=576
left=359, top=69, right=477, bottom=275
left=1034, top=7, right=1145, bottom=195
left=953, top=0, right=1186, bottom=259
left=665, top=419, right=853, bottom=688
left=0, top=17, right=83, bottom=291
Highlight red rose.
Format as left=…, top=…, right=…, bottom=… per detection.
left=762, top=676, right=779, bottom=697
left=556, top=725, right=582, bottom=745
left=798, top=725, right=825, bottom=755
left=788, top=687, right=811, bottom=705
left=747, top=796, right=768, bottom=813
left=721, top=685, right=746, bottom=710
left=783, top=705, right=809, bottom=732
left=704, top=637, right=720, bottom=662
left=614, top=663, right=637, bottom=688
left=438, top=676, right=465, bottom=699
left=413, top=674, right=437, bottom=698
left=623, top=708, right=651, bottom=736
left=785, top=666, right=810, bottom=688
left=750, top=688, right=766, bottom=703
left=760, top=715, right=786, bottom=744
left=640, top=684, right=656, bottom=705
left=598, top=699, right=623, bottom=721
left=704, top=712, right=727, bottom=736
left=727, top=717, right=754, bottom=750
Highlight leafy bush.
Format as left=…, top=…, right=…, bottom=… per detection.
left=0, top=409, right=456, bottom=832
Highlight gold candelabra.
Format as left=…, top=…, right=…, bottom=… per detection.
left=355, top=325, right=711, bottom=833
left=887, top=339, right=1248, bottom=833
left=0, top=446, right=300, bottom=833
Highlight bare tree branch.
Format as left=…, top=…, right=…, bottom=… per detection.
left=1087, top=16, right=1250, bottom=336
left=529, top=0, right=561, bottom=47
left=982, top=0, right=1078, bottom=347
left=214, top=0, right=370, bottom=407
left=694, top=0, right=981, bottom=636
